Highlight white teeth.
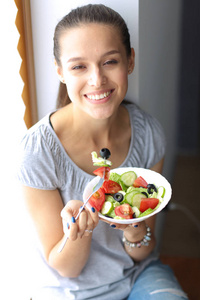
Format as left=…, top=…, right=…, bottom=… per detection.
left=87, top=91, right=111, bottom=100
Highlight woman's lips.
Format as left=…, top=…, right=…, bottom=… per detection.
left=84, top=89, right=114, bottom=102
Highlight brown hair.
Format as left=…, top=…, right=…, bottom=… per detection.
left=54, top=4, right=131, bottom=108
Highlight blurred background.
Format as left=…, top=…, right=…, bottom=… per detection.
left=0, top=0, right=199, bottom=299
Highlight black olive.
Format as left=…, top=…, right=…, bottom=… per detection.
left=147, top=184, right=157, bottom=194
left=141, top=192, right=148, bottom=198
left=100, top=148, right=111, bottom=159
left=113, top=192, right=124, bottom=202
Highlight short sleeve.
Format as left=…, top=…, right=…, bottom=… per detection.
left=143, top=113, right=166, bottom=168
left=125, top=103, right=166, bottom=169
left=17, top=124, right=65, bottom=190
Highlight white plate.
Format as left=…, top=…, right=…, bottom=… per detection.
left=83, top=167, right=172, bottom=224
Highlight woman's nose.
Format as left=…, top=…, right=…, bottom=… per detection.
left=87, top=67, right=106, bottom=87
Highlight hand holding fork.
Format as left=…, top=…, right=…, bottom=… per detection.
left=58, top=169, right=105, bottom=253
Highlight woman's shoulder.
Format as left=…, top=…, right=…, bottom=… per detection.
left=124, top=101, right=151, bottom=118
left=123, top=101, right=166, bottom=168
left=20, top=115, right=55, bottom=159
left=123, top=101, right=149, bottom=121
left=17, top=113, right=67, bottom=190
left=24, top=112, right=53, bottom=137
left=124, top=102, right=164, bottom=133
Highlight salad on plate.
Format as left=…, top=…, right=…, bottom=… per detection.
left=83, top=149, right=172, bottom=224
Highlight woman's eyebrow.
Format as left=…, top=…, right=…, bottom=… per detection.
left=67, top=57, right=85, bottom=63
left=67, top=50, right=120, bottom=64
left=102, top=50, right=120, bottom=57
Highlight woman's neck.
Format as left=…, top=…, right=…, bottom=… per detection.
left=56, top=103, right=122, bottom=140
left=50, top=102, right=131, bottom=173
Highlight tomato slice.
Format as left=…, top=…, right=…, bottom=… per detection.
left=88, top=188, right=105, bottom=211
left=115, top=203, right=134, bottom=219
left=139, top=198, right=159, bottom=213
left=133, top=176, right=148, bottom=188
left=102, top=180, right=122, bottom=194
left=93, top=167, right=110, bottom=180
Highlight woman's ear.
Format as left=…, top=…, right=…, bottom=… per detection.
left=54, top=59, right=65, bottom=83
left=128, top=48, right=135, bottom=75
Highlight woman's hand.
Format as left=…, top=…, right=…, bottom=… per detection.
left=61, top=200, right=99, bottom=240
left=100, top=216, right=141, bottom=231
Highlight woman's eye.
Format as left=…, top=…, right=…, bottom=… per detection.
left=72, top=65, right=85, bottom=70
left=104, top=60, right=118, bottom=65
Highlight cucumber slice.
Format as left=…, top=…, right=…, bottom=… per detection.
left=132, top=206, right=140, bottom=218
left=105, top=195, right=120, bottom=208
left=107, top=209, right=117, bottom=218
left=132, top=193, right=147, bottom=208
left=157, top=186, right=165, bottom=200
left=120, top=171, right=137, bottom=186
left=125, top=190, right=139, bottom=205
left=105, top=195, right=115, bottom=202
left=126, top=192, right=146, bottom=208
left=101, top=201, right=113, bottom=215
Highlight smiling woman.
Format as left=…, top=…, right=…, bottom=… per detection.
left=29, top=0, right=138, bottom=119
left=53, top=6, right=134, bottom=112
left=15, top=3, right=188, bottom=300
left=53, top=22, right=134, bottom=121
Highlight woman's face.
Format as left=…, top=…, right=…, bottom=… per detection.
left=56, top=23, right=134, bottom=119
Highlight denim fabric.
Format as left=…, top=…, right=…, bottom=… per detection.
left=127, top=260, right=188, bottom=300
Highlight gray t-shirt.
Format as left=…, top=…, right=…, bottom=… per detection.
left=17, top=103, right=166, bottom=300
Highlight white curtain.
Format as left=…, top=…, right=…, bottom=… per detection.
left=0, top=2, right=29, bottom=299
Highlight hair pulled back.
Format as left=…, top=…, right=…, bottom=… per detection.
left=54, top=4, right=131, bottom=108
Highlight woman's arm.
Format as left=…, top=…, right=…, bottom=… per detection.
left=22, top=186, right=99, bottom=277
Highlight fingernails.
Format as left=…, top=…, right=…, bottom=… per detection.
left=91, top=207, right=95, bottom=213
left=134, top=224, right=138, bottom=228
left=110, top=224, right=116, bottom=228
left=71, top=217, right=76, bottom=223
left=67, top=222, right=70, bottom=229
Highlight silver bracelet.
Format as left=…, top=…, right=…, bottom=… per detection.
left=122, top=225, right=151, bottom=248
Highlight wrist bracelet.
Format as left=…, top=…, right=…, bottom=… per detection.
left=122, top=225, right=151, bottom=248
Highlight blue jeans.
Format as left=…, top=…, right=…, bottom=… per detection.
left=127, top=260, right=188, bottom=300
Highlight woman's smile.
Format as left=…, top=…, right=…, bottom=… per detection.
left=84, top=89, right=114, bottom=102
left=56, top=23, right=134, bottom=119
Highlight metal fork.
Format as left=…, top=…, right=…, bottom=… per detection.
left=58, top=169, right=105, bottom=253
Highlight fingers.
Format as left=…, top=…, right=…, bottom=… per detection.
left=127, top=223, right=140, bottom=229
left=68, top=216, right=78, bottom=240
left=108, top=221, right=141, bottom=231
left=88, top=206, right=99, bottom=228
left=61, top=203, right=99, bottom=240
left=61, top=207, right=78, bottom=240
left=78, top=206, right=99, bottom=238
left=109, top=223, right=127, bottom=231
left=78, top=208, right=89, bottom=237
